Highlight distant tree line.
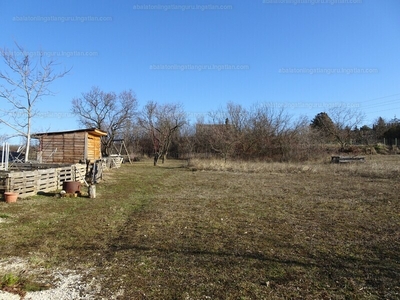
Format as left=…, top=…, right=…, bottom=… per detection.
left=71, top=88, right=400, bottom=163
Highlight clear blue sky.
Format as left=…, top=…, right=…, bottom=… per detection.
left=1, top=0, right=400, bottom=143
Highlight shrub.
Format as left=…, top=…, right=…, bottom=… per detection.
left=374, top=143, right=389, bottom=154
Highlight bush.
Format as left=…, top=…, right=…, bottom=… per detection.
left=374, top=143, right=389, bottom=154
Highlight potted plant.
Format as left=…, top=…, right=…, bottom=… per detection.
left=4, top=189, right=18, bottom=203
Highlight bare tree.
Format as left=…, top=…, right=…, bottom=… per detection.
left=72, top=86, right=138, bottom=156
left=195, top=102, right=249, bottom=161
left=0, top=42, right=69, bottom=162
left=178, top=123, right=197, bottom=162
left=138, top=101, right=186, bottom=166
left=196, top=119, right=237, bottom=162
left=245, top=104, right=292, bottom=159
left=311, top=106, right=364, bottom=150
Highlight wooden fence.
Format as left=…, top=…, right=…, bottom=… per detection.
left=0, top=163, right=87, bottom=198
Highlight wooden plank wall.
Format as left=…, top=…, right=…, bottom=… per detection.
left=0, top=164, right=87, bottom=198
left=40, top=132, right=86, bottom=163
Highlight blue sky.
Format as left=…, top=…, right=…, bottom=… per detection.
left=1, top=0, right=400, bottom=143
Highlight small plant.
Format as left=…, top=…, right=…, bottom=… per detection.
left=0, top=214, right=10, bottom=219
left=1, top=272, right=47, bottom=296
left=0, top=272, right=25, bottom=296
left=1, top=273, right=20, bottom=286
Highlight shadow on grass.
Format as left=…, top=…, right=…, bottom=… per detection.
left=107, top=242, right=314, bottom=268
left=36, top=191, right=58, bottom=197
left=98, top=238, right=400, bottom=298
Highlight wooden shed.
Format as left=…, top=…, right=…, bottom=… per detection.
left=32, top=128, right=107, bottom=164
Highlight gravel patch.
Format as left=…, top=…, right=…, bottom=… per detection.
left=0, top=258, right=99, bottom=300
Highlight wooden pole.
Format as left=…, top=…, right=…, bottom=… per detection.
left=123, top=141, right=132, bottom=164
left=89, top=184, right=96, bottom=198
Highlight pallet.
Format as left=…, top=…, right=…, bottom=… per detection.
left=331, top=156, right=365, bottom=164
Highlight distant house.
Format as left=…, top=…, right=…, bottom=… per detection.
left=32, top=128, right=107, bottom=164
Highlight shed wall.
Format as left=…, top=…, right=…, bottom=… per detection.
left=39, top=132, right=86, bottom=163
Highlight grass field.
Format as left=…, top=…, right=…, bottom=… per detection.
left=0, top=156, right=399, bottom=299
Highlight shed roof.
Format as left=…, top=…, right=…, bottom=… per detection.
left=32, top=128, right=108, bottom=138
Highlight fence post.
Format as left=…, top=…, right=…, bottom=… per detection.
left=6, top=174, right=11, bottom=193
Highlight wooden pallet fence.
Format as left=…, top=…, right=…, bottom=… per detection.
left=8, top=163, right=71, bottom=171
left=9, top=170, right=38, bottom=197
left=58, top=165, right=74, bottom=185
left=0, top=164, right=87, bottom=198
left=38, top=168, right=58, bottom=192
left=73, top=164, right=87, bottom=185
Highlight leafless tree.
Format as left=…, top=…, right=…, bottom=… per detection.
left=178, top=123, right=197, bottom=162
left=0, top=42, right=69, bottom=162
left=72, top=86, right=138, bottom=156
left=138, top=101, right=187, bottom=166
left=196, top=120, right=236, bottom=162
left=196, top=103, right=302, bottom=161
left=196, top=102, right=250, bottom=161
left=312, top=105, right=364, bottom=150
left=245, top=104, right=293, bottom=159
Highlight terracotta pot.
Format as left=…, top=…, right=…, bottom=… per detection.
left=4, top=192, right=18, bottom=203
left=62, top=181, right=81, bottom=194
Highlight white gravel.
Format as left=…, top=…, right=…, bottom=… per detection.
left=0, top=257, right=99, bottom=300
left=23, top=272, right=96, bottom=300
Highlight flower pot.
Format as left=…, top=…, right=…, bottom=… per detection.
left=4, top=192, right=18, bottom=203
left=62, top=181, right=81, bottom=194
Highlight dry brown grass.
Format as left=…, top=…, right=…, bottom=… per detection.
left=191, top=155, right=400, bottom=178
left=0, top=156, right=399, bottom=299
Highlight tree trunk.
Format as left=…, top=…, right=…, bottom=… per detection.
left=24, top=112, right=31, bottom=162
left=154, top=152, right=159, bottom=166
